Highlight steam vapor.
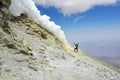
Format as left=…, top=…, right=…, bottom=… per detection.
left=9, top=0, right=67, bottom=43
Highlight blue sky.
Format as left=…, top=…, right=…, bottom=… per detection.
left=36, top=1, right=120, bottom=44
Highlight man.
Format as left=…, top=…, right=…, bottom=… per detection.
left=74, top=42, right=79, bottom=52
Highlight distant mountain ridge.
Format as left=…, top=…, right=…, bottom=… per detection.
left=80, top=40, right=120, bottom=68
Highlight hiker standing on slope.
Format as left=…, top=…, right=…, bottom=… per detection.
left=74, top=42, right=79, bottom=52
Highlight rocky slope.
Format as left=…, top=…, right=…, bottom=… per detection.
left=0, top=0, right=120, bottom=80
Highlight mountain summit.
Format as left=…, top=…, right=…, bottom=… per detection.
left=0, top=0, right=120, bottom=80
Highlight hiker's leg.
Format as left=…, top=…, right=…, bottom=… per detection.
left=77, top=48, right=78, bottom=52
left=74, top=48, right=77, bottom=52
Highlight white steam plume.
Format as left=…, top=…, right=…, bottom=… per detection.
left=9, top=0, right=67, bottom=43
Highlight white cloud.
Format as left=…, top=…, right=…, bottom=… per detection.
left=33, top=0, right=118, bottom=16
left=33, top=0, right=47, bottom=6
left=9, top=0, right=67, bottom=43
left=73, top=16, right=83, bottom=23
